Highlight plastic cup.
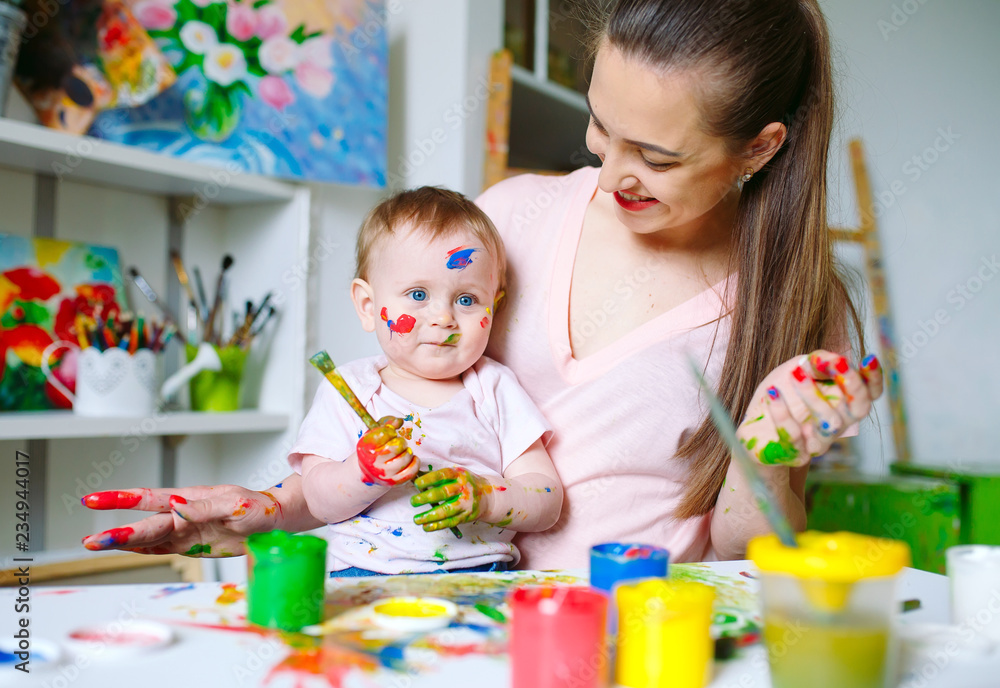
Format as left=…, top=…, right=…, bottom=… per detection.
left=246, top=530, right=327, bottom=631
left=186, top=343, right=248, bottom=411
left=590, top=543, right=669, bottom=593
left=749, top=531, right=911, bottom=688
left=509, top=586, right=609, bottom=688
left=614, top=579, right=715, bottom=688
left=947, top=545, right=1000, bottom=641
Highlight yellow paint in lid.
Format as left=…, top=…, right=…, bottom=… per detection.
left=374, top=598, right=451, bottom=618
left=371, top=597, right=458, bottom=632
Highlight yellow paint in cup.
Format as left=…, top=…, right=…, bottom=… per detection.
left=615, top=579, right=715, bottom=688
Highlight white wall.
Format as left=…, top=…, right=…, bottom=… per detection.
left=823, top=0, right=1000, bottom=472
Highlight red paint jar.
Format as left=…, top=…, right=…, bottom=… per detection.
left=509, top=586, right=609, bottom=688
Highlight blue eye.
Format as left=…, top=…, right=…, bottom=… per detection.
left=457, top=295, right=475, bottom=307
left=409, top=290, right=427, bottom=302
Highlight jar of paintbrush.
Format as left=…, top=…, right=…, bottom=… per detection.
left=159, top=253, right=275, bottom=412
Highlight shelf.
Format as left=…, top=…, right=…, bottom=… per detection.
left=0, top=118, right=297, bottom=205
left=508, top=65, right=599, bottom=172
left=0, top=410, right=289, bottom=440
left=510, top=64, right=588, bottom=112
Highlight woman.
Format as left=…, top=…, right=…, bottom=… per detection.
left=83, top=0, right=882, bottom=567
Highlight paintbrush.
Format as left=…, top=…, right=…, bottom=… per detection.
left=170, top=251, right=201, bottom=329
left=203, top=254, right=234, bottom=345
left=193, top=266, right=209, bottom=324
left=309, top=350, right=462, bottom=538
left=687, top=358, right=798, bottom=548
left=128, top=267, right=188, bottom=345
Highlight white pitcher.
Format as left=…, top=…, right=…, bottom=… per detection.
left=41, top=341, right=222, bottom=417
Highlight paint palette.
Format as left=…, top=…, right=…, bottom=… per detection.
left=65, top=620, right=174, bottom=659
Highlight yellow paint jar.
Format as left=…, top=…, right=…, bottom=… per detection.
left=615, top=579, right=715, bottom=688
left=749, top=531, right=911, bottom=688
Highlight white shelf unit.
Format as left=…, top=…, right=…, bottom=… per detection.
left=0, top=118, right=313, bottom=576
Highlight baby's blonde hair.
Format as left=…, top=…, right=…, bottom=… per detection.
left=355, top=186, right=507, bottom=298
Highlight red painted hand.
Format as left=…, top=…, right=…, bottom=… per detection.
left=81, top=486, right=284, bottom=557
left=411, top=467, right=489, bottom=531
left=356, top=416, right=420, bottom=486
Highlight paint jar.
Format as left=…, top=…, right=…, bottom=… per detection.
left=749, top=531, right=911, bottom=688
left=614, top=579, right=715, bottom=688
left=590, top=543, right=669, bottom=593
left=947, top=545, right=1000, bottom=642
left=509, top=586, right=609, bottom=688
left=246, top=530, right=328, bottom=631
left=186, top=343, right=248, bottom=412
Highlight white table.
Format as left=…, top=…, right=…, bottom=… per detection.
left=1, top=560, right=993, bottom=687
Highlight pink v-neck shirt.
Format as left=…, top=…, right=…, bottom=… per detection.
left=477, top=167, right=729, bottom=569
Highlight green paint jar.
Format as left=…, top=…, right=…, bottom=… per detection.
left=246, top=530, right=328, bottom=631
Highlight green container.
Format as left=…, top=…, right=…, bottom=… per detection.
left=246, top=530, right=328, bottom=631
left=185, top=343, right=248, bottom=412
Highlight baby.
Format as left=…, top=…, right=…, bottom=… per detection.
left=288, top=186, right=563, bottom=575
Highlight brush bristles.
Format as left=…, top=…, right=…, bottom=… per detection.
left=309, top=351, right=335, bottom=373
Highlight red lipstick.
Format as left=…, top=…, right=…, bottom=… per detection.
left=613, top=190, right=659, bottom=211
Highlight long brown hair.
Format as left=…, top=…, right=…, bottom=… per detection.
left=591, top=0, right=864, bottom=518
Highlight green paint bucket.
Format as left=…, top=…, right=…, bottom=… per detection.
left=246, top=530, right=328, bottom=631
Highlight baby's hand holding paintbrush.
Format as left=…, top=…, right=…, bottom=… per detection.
left=356, top=416, right=421, bottom=486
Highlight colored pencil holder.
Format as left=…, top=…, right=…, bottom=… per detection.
left=186, top=343, right=247, bottom=412
left=509, top=586, right=609, bottom=688
left=41, top=342, right=159, bottom=417
left=246, top=530, right=327, bottom=631
left=615, top=579, right=715, bottom=688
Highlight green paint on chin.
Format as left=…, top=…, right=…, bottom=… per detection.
left=744, top=437, right=758, bottom=451
left=758, top=428, right=800, bottom=465
left=185, top=543, right=212, bottom=555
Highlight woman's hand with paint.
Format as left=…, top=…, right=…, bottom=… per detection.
left=736, top=350, right=883, bottom=467
left=356, top=416, right=420, bottom=486
left=80, top=484, right=310, bottom=557
left=411, top=467, right=490, bottom=531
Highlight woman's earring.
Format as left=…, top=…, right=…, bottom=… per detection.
left=737, top=167, right=754, bottom=190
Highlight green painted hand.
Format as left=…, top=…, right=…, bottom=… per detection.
left=411, top=467, right=489, bottom=532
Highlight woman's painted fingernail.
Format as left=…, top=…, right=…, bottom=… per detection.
left=862, top=354, right=880, bottom=370
left=811, top=355, right=831, bottom=374
left=792, top=366, right=808, bottom=382
left=169, top=495, right=187, bottom=505
left=766, top=386, right=780, bottom=400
